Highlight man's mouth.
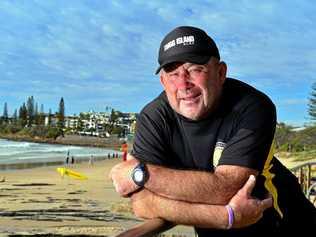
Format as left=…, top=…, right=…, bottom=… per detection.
left=180, top=93, right=201, bottom=103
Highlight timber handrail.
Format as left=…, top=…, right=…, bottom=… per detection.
left=115, top=218, right=174, bottom=237
left=290, top=161, right=316, bottom=200
left=290, top=162, right=316, bottom=172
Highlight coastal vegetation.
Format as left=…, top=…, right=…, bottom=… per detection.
left=0, top=96, right=132, bottom=149
left=275, top=123, right=316, bottom=152
left=0, top=96, right=65, bottom=140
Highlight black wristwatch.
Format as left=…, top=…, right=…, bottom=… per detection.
left=131, top=163, right=149, bottom=187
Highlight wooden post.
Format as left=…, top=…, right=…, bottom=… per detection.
left=307, top=164, right=311, bottom=194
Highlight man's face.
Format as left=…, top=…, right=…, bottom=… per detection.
left=160, top=59, right=227, bottom=120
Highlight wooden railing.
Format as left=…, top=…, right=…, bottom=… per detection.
left=115, top=218, right=175, bottom=237
left=290, top=162, right=316, bottom=202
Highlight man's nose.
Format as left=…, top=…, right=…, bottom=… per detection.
left=175, top=71, right=193, bottom=89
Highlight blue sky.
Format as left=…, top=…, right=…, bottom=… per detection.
left=0, top=0, right=315, bottom=126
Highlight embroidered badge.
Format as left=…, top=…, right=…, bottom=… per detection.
left=213, top=141, right=226, bottom=167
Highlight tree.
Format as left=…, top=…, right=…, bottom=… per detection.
left=77, top=113, right=85, bottom=131
left=40, top=104, right=44, bottom=114
left=57, top=97, right=65, bottom=130
left=38, top=104, right=45, bottom=125
left=12, top=109, right=18, bottom=124
left=2, top=102, right=8, bottom=122
left=34, top=102, right=40, bottom=125
left=106, top=108, right=121, bottom=134
left=48, top=108, right=52, bottom=126
left=308, top=82, right=316, bottom=123
left=19, top=103, right=28, bottom=127
left=27, top=96, right=35, bottom=127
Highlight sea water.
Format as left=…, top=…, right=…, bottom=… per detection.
left=0, top=138, right=117, bottom=165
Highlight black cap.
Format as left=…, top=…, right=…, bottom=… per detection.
left=155, top=26, right=220, bottom=74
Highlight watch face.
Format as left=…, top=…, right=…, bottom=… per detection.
left=134, top=169, right=144, bottom=182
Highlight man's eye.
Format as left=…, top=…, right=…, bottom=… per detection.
left=169, top=72, right=179, bottom=77
left=188, top=67, right=203, bottom=73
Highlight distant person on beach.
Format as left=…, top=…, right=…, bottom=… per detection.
left=89, top=155, right=94, bottom=166
left=71, top=156, right=75, bottom=164
left=121, top=142, right=128, bottom=162
left=110, top=26, right=316, bottom=235
left=65, top=150, right=70, bottom=165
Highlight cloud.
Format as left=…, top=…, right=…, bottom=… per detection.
left=0, top=0, right=315, bottom=125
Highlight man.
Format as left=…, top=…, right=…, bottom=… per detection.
left=110, top=26, right=316, bottom=236
left=121, top=141, right=128, bottom=161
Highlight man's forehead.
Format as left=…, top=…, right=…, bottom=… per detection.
left=163, top=61, right=207, bottom=72
left=163, top=62, right=185, bottom=72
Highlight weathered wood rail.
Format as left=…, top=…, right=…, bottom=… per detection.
left=115, top=218, right=175, bottom=237
left=290, top=161, right=316, bottom=202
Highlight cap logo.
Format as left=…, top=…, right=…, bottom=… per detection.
left=163, top=35, right=195, bottom=52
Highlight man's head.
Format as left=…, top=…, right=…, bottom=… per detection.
left=157, top=26, right=227, bottom=120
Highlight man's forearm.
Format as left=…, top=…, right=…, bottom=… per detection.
left=132, top=189, right=228, bottom=229
left=155, top=193, right=228, bottom=228
left=145, top=164, right=255, bottom=204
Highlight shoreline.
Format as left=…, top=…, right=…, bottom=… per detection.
left=0, top=135, right=126, bottom=171
left=0, top=134, right=132, bottom=151
left=0, top=154, right=121, bottom=171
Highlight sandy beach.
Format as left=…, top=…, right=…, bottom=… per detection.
left=0, top=158, right=195, bottom=237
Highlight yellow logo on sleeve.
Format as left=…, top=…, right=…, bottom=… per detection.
left=213, top=142, right=226, bottom=167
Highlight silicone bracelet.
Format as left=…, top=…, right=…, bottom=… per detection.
left=225, top=204, right=234, bottom=229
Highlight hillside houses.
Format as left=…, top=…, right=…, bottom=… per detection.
left=45, top=111, right=137, bottom=138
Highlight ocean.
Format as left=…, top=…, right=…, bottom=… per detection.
left=0, top=138, right=118, bottom=165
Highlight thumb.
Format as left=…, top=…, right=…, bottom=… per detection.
left=240, top=175, right=256, bottom=197
left=260, top=197, right=273, bottom=211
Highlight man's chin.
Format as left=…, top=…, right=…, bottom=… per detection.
left=179, top=107, right=203, bottom=121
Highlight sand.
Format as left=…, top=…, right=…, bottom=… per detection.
left=0, top=158, right=194, bottom=237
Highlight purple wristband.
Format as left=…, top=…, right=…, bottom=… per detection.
left=225, top=204, right=234, bottom=229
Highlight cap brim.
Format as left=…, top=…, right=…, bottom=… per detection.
left=155, top=54, right=211, bottom=74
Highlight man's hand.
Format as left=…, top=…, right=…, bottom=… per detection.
left=228, top=175, right=273, bottom=228
left=130, top=189, right=158, bottom=219
left=109, top=155, right=140, bottom=197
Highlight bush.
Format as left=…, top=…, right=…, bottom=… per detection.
left=275, top=124, right=316, bottom=152
left=46, top=127, right=61, bottom=139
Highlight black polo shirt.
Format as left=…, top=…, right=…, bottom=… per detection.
left=131, top=78, right=316, bottom=236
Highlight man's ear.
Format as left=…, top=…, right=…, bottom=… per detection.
left=218, top=61, right=227, bottom=84
left=160, top=73, right=167, bottom=88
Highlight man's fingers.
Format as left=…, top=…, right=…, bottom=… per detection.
left=240, top=175, right=256, bottom=197
left=260, top=197, right=273, bottom=210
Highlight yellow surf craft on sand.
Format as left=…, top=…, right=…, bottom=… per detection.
left=57, top=167, right=88, bottom=180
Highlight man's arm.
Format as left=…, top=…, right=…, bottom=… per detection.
left=110, top=156, right=257, bottom=204
left=131, top=175, right=272, bottom=229
left=145, top=163, right=257, bottom=204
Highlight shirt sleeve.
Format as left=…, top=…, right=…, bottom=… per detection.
left=218, top=95, right=276, bottom=171
left=131, top=108, right=172, bottom=166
